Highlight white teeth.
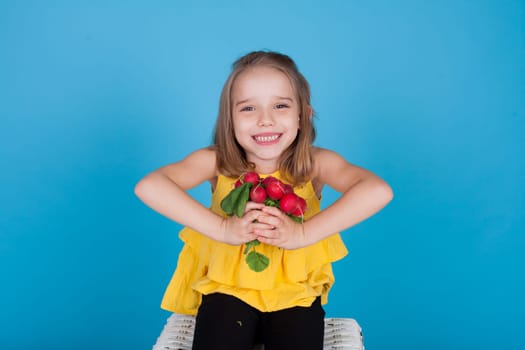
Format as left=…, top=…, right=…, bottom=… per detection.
left=255, top=135, right=279, bottom=142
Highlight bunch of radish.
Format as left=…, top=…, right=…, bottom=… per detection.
left=222, top=172, right=307, bottom=222
left=220, top=172, right=307, bottom=272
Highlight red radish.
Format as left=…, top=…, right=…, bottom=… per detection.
left=266, top=180, right=285, bottom=200
left=279, top=193, right=299, bottom=214
left=283, top=184, right=293, bottom=195
left=262, top=176, right=277, bottom=187
left=242, top=172, right=260, bottom=185
left=250, top=184, right=267, bottom=203
left=234, top=179, right=242, bottom=188
left=291, top=196, right=307, bottom=216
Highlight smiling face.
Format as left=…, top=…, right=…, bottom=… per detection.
left=231, top=65, right=300, bottom=173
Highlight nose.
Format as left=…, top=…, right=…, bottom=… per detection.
left=257, top=109, right=274, bottom=127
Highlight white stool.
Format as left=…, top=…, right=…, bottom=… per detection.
left=152, top=313, right=364, bottom=349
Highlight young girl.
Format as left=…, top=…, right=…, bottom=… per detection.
left=135, top=51, right=393, bottom=350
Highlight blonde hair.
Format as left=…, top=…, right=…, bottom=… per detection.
left=213, top=50, right=316, bottom=185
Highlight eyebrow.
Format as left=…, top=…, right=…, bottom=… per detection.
left=235, top=96, right=294, bottom=106
left=235, top=99, right=250, bottom=106
left=275, top=96, right=294, bottom=102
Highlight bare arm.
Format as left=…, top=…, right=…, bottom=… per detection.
left=303, top=148, right=393, bottom=243
left=256, top=147, right=393, bottom=248
left=134, top=148, right=265, bottom=244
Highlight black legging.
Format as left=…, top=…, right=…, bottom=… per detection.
left=192, top=293, right=325, bottom=350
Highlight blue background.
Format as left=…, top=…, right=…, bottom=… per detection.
left=1, top=1, right=524, bottom=349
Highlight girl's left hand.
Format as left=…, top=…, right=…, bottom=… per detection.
left=254, top=206, right=307, bottom=249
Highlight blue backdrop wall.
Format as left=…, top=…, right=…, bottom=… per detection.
left=1, top=1, right=524, bottom=349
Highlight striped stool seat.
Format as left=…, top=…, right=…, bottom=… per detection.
left=153, top=313, right=364, bottom=349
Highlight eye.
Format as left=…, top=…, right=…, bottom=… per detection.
left=240, top=106, right=255, bottom=112
left=275, top=104, right=289, bottom=109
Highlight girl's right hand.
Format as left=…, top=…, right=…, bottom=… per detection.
left=220, top=202, right=270, bottom=245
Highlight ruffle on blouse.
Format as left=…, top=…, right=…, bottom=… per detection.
left=160, top=228, right=347, bottom=314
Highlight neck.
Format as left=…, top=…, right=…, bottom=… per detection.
left=252, top=163, right=278, bottom=176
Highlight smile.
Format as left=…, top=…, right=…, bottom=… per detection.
left=253, top=134, right=281, bottom=144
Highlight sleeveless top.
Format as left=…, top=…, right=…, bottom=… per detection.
left=160, top=171, right=348, bottom=314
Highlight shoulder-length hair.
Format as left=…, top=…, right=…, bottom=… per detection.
left=213, top=50, right=316, bottom=186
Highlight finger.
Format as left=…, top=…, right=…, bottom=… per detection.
left=243, top=209, right=263, bottom=222
left=242, top=233, right=259, bottom=243
left=245, top=202, right=265, bottom=211
left=261, top=206, right=283, bottom=217
left=256, top=214, right=281, bottom=228
left=251, top=222, right=275, bottom=231
left=256, top=235, right=272, bottom=244
left=255, top=227, right=280, bottom=240
left=256, top=234, right=281, bottom=246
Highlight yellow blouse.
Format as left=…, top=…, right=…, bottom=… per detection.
left=160, top=172, right=348, bottom=314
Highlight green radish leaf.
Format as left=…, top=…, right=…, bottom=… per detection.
left=289, top=215, right=304, bottom=223
left=234, top=184, right=251, bottom=218
left=245, top=251, right=269, bottom=272
left=264, top=198, right=278, bottom=207
left=244, top=239, right=260, bottom=254
left=220, top=183, right=252, bottom=217
left=220, top=184, right=244, bottom=215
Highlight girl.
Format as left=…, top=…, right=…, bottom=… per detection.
left=135, top=51, right=393, bottom=350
